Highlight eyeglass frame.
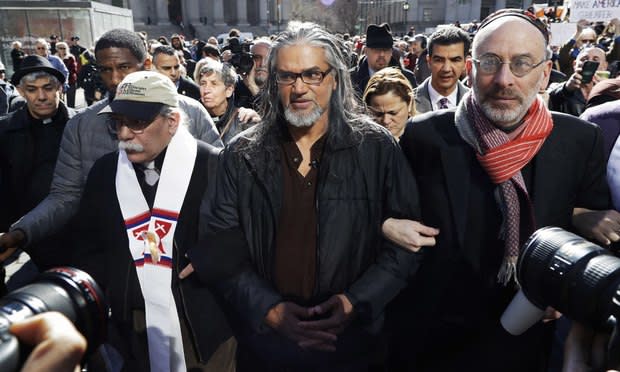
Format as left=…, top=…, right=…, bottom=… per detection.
left=471, top=54, right=548, bottom=77
left=275, top=67, right=333, bottom=86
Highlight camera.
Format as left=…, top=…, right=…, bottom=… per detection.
left=0, top=267, right=107, bottom=372
left=501, top=227, right=620, bottom=335
left=226, top=37, right=254, bottom=76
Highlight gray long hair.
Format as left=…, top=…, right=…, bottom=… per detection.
left=255, top=21, right=369, bottom=148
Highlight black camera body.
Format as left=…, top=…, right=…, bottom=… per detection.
left=227, top=37, right=254, bottom=76
left=0, top=267, right=107, bottom=372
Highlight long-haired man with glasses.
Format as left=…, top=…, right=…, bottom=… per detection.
left=187, top=21, right=432, bottom=371
left=390, top=9, right=614, bottom=371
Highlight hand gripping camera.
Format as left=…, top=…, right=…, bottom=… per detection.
left=0, top=267, right=107, bottom=371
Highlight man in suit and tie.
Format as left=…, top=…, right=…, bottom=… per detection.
left=388, top=9, right=616, bottom=371
left=414, top=27, right=470, bottom=114
left=152, top=45, right=201, bottom=102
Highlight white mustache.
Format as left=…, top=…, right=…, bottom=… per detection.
left=118, top=141, right=144, bottom=153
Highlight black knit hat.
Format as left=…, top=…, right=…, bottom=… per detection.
left=366, top=23, right=393, bottom=49
left=11, top=55, right=66, bottom=85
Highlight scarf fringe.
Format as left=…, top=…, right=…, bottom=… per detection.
left=497, top=256, right=518, bottom=286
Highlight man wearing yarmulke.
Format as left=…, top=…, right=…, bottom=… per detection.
left=387, top=9, right=615, bottom=371
left=72, top=71, right=234, bottom=371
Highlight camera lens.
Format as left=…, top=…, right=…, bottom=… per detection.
left=0, top=267, right=107, bottom=354
left=519, top=227, right=620, bottom=329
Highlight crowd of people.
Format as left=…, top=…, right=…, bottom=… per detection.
left=1, top=7, right=620, bottom=372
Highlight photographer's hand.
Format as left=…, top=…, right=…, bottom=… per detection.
left=237, top=107, right=261, bottom=124
left=575, top=19, right=590, bottom=38
left=0, top=230, right=25, bottom=261
left=565, top=69, right=583, bottom=93
left=11, top=312, right=86, bottom=372
left=243, top=67, right=261, bottom=96
left=562, top=321, right=612, bottom=372
left=572, top=208, right=620, bottom=246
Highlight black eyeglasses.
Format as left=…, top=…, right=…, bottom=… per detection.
left=472, top=54, right=547, bottom=77
left=275, top=67, right=333, bottom=86
left=108, top=115, right=158, bottom=134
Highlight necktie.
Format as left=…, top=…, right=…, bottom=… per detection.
left=143, top=161, right=160, bottom=186
left=608, top=135, right=620, bottom=210
left=438, top=97, right=450, bottom=110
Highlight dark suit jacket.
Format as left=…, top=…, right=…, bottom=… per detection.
left=177, top=75, right=201, bottom=102
left=413, top=77, right=469, bottom=114
left=391, top=109, right=610, bottom=371
left=414, top=49, right=430, bottom=83
left=71, top=141, right=231, bottom=370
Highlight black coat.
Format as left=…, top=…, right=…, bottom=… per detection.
left=71, top=141, right=231, bottom=371
left=548, top=81, right=587, bottom=117
left=177, top=75, right=201, bottom=102
left=0, top=103, right=75, bottom=268
left=190, top=118, right=423, bottom=368
left=391, top=109, right=610, bottom=371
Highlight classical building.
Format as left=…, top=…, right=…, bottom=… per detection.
left=359, top=0, right=527, bottom=34
left=124, top=0, right=291, bottom=36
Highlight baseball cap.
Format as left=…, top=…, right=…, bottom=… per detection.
left=99, top=71, right=179, bottom=122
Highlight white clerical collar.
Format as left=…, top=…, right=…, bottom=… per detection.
left=428, top=80, right=459, bottom=111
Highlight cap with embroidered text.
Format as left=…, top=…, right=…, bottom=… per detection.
left=99, top=71, right=179, bottom=122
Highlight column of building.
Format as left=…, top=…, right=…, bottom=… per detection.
left=237, top=0, right=250, bottom=27
left=155, top=0, right=169, bottom=25
left=213, top=0, right=227, bottom=27
left=182, top=0, right=200, bottom=26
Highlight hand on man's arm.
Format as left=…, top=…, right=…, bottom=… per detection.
left=382, top=218, right=439, bottom=252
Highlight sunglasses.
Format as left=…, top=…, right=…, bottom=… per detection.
left=108, top=115, right=161, bottom=134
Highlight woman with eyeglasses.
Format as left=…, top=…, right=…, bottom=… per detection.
left=362, top=67, right=415, bottom=140
left=55, top=42, right=78, bottom=108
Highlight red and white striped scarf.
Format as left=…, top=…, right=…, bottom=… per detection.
left=466, top=94, right=553, bottom=284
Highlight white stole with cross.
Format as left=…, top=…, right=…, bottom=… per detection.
left=115, top=124, right=196, bottom=372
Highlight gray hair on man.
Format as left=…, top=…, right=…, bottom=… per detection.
left=258, top=21, right=370, bottom=147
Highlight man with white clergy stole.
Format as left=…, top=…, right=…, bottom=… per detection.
left=70, top=70, right=235, bottom=372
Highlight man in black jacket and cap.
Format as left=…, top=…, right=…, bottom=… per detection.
left=351, top=23, right=417, bottom=94
left=0, top=55, right=75, bottom=291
